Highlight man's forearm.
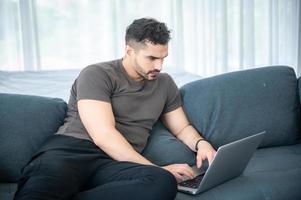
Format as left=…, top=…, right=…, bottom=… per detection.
left=92, top=128, right=155, bottom=166
left=176, top=125, right=204, bottom=152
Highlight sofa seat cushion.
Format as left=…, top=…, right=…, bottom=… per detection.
left=180, top=66, right=301, bottom=149
left=0, top=93, right=67, bottom=182
left=176, top=143, right=301, bottom=200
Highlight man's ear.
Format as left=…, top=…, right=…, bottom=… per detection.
left=125, top=45, right=134, bottom=57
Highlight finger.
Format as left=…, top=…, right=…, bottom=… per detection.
left=181, top=164, right=195, bottom=179
left=196, top=156, right=203, bottom=168
left=207, top=152, right=215, bottom=166
left=173, top=172, right=183, bottom=183
left=178, top=169, right=194, bottom=180
left=161, top=166, right=183, bottom=182
left=174, top=164, right=195, bottom=179
left=211, top=150, right=217, bottom=161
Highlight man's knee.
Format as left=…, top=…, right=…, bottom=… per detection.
left=146, top=166, right=178, bottom=199
left=15, top=153, right=82, bottom=200
left=156, top=167, right=177, bottom=189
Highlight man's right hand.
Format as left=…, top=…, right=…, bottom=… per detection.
left=161, top=164, right=195, bottom=183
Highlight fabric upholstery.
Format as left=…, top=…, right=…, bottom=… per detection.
left=0, top=93, right=67, bottom=182
left=180, top=66, right=301, bottom=149
left=142, top=121, right=196, bottom=166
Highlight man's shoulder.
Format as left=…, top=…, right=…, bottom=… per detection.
left=157, top=72, right=174, bottom=83
left=82, top=59, right=121, bottom=74
left=76, top=59, right=122, bottom=85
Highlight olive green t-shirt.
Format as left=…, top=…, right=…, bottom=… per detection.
left=56, top=59, right=182, bottom=152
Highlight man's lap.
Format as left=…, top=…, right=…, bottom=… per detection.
left=16, top=134, right=177, bottom=199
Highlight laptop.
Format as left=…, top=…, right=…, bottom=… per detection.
left=178, top=131, right=266, bottom=195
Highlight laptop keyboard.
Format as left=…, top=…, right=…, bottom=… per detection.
left=178, top=174, right=204, bottom=189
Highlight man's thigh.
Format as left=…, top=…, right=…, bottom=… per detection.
left=84, top=160, right=172, bottom=189
left=77, top=161, right=177, bottom=200
left=15, top=149, right=102, bottom=200
left=85, top=161, right=144, bottom=188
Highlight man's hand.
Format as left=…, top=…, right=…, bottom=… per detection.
left=196, top=140, right=216, bottom=168
left=161, top=164, right=195, bottom=183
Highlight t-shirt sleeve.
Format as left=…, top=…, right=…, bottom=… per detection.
left=162, top=74, right=182, bottom=114
left=76, top=65, right=112, bottom=102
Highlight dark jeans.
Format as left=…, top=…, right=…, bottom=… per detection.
left=14, top=135, right=177, bottom=200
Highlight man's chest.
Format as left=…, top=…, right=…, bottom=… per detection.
left=110, top=84, right=167, bottom=122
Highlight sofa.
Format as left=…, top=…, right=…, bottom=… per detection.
left=1, top=66, right=301, bottom=200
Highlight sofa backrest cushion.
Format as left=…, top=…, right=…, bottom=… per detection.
left=180, top=66, right=301, bottom=149
left=142, top=121, right=196, bottom=166
left=0, top=93, right=67, bottom=182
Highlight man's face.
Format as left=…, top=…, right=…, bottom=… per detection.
left=130, top=41, right=168, bottom=81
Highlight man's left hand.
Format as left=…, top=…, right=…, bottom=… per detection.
left=196, top=140, right=216, bottom=168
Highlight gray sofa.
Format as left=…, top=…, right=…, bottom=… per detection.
left=1, top=66, right=301, bottom=200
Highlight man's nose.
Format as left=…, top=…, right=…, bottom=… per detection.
left=154, top=60, right=163, bottom=71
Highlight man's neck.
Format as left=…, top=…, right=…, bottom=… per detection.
left=122, top=57, right=144, bottom=83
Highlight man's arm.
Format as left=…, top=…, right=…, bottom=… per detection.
left=161, top=107, right=216, bottom=168
left=78, top=99, right=153, bottom=165
left=78, top=99, right=195, bottom=182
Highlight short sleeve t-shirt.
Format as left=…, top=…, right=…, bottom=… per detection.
left=56, top=59, right=182, bottom=152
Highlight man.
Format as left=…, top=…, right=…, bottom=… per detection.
left=14, top=18, right=216, bottom=200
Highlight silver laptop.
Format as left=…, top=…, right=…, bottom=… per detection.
left=178, top=131, right=266, bottom=195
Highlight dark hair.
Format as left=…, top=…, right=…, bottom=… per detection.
left=125, top=18, right=171, bottom=46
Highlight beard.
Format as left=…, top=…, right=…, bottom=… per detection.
left=134, top=58, right=160, bottom=80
